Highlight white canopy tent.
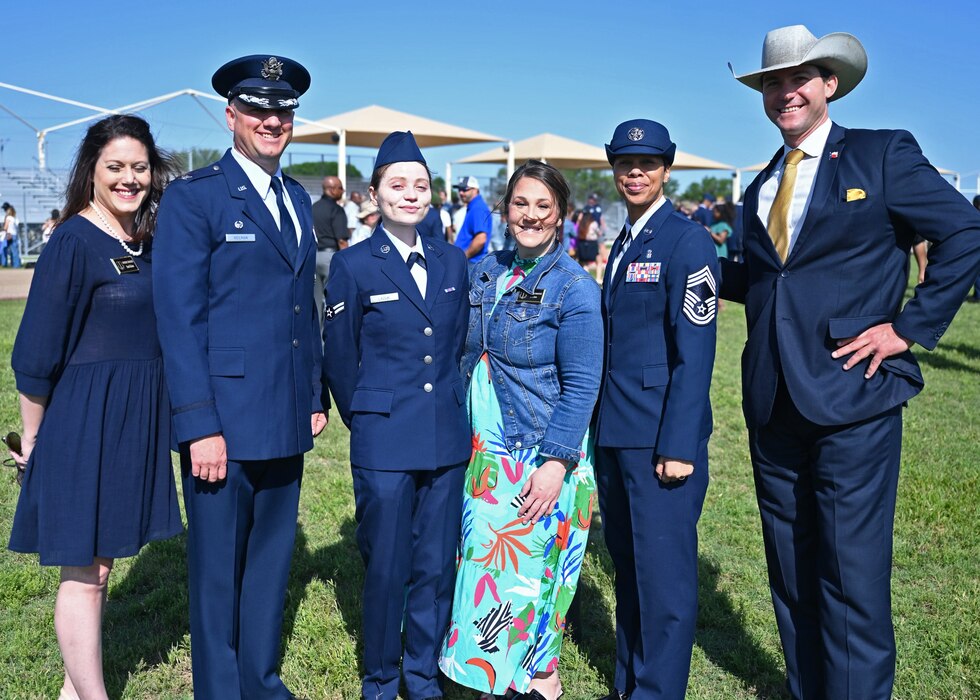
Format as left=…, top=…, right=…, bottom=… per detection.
left=292, top=105, right=505, bottom=190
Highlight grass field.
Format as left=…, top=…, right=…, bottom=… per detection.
left=0, top=290, right=977, bottom=699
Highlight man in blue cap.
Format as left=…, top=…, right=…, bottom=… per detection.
left=154, top=54, right=326, bottom=700
left=452, top=175, right=492, bottom=263
left=322, top=131, right=470, bottom=700
left=592, top=119, right=719, bottom=700
left=724, top=26, right=980, bottom=700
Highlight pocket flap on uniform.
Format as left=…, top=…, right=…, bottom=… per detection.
left=208, top=348, right=245, bottom=377
left=452, top=380, right=465, bottom=405
left=642, top=364, right=669, bottom=388
left=827, top=315, right=890, bottom=339
left=350, top=388, right=394, bottom=414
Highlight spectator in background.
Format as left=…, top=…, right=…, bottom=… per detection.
left=0, top=203, right=10, bottom=266
left=564, top=201, right=578, bottom=256
left=693, top=192, right=715, bottom=229
left=312, top=175, right=351, bottom=326
left=2, top=202, right=22, bottom=268
left=583, top=191, right=605, bottom=235
left=416, top=195, right=445, bottom=239
left=576, top=211, right=600, bottom=275
left=453, top=175, right=491, bottom=263
left=41, top=208, right=60, bottom=244
left=350, top=200, right=379, bottom=246
left=727, top=202, right=745, bottom=262
left=344, top=190, right=364, bottom=236
left=710, top=201, right=734, bottom=259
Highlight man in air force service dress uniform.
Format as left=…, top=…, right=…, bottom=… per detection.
left=154, top=55, right=327, bottom=700
left=724, top=26, right=980, bottom=700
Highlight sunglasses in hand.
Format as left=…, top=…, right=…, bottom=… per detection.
left=3, top=431, right=25, bottom=486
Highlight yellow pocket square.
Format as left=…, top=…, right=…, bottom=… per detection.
left=846, top=188, right=867, bottom=202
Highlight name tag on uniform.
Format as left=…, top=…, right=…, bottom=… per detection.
left=626, top=261, right=661, bottom=283
left=110, top=256, right=140, bottom=274
left=516, top=289, right=544, bottom=304
left=225, top=233, right=255, bottom=242
left=370, top=292, right=399, bottom=304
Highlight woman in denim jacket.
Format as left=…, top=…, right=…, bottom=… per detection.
left=439, top=161, right=602, bottom=700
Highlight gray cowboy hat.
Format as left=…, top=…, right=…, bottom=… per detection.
left=729, top=25, right=868, bottom=101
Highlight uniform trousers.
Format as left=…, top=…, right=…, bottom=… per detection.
left=351, top=462, right=466, bottom=700
left=595, top=440, right=709, bottom=700
left=750, top=380, right=903, bottom=700
left=181, top=453, right=303, bottom=700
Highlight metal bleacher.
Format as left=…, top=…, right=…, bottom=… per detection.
left=0, top=167, right=67, bottom=265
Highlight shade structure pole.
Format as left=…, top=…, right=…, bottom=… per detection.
left=507, top=140, right=515, bottom=181
left=732, top=170, right=741, bottom=203
left=445, top=162, right=453, bottom=196
left=337, top=129, right=347, bottom=192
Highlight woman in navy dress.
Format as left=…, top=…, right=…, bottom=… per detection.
left=7, top=115, right=181, bottom=700
left=322, top=131, right=471, bottom=700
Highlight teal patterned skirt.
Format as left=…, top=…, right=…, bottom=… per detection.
left=438, top=353, right=596, bottom=695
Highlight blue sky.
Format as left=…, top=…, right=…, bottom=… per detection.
left=2, top=0, right=978, bottom=194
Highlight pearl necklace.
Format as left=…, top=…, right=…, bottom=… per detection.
left=90, top=201, right=143, bottom=257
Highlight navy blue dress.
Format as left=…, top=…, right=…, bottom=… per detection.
left=8, top=215, right=181, bottom=566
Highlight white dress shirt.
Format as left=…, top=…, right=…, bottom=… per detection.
left=610, top=195, right=668, bottom=281
left=384, top=227, right=427, bottom=298
left=230, top=148, right=302, bottom=246
left=757, top=118, right=832, bottom=258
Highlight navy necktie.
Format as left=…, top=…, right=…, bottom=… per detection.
left=270, top=177, right=298, bottom=260
left=406, top=251, right=427, bottom=270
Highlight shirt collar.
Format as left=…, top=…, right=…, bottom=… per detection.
left=625, top=195, right=667, bottom=237
left=230, top=147, right=282, bottom=197
left=784, top=118, right=832, bottom=159
left=382, top=226, right=425, bottom=262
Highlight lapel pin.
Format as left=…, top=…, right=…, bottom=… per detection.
left=234, top=221, right=244, bottom=229
left=238, top=185, right=247, bottom=191
left=646, top=250, right=652, bottom=259
left=380, top=244, right=391, bottom=254
left=830, top=151, right=839, bottom=159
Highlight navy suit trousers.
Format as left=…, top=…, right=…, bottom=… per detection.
left=181, top=454, right=303, bottom=700
left=595, top=441, right=709, bottom=700
left=351, top=462, right=466, bottom=700
left=750, top=381, right=902, bottom=700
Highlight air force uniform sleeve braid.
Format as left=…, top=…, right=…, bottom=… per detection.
left=656, top=222, right=719, bottom=461
left=153, top=172, right=223, bottom=443
left=322, top=250, right=362, bottom=427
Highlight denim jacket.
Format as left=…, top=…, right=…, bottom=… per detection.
left=460, top=242, right=602, bottom=462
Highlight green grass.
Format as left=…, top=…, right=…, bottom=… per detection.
left=0, top=291, right=978, bottom=699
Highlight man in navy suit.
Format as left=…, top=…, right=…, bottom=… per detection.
left=725, top=26, right=980, bottom=700
left=154, top=55, right=327, bottom=700
left=593, top=119, right=719, bottom=700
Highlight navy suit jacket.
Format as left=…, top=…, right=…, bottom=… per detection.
left=594, top=202, right=719, bottom=460
left=322, top=227, right=471, bottom=471
left=154, top=150, right=325, bottom=460
left=721, top=123, right=980, bottom=428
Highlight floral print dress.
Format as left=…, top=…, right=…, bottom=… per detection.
left=438, top=259, right=596, bottom=696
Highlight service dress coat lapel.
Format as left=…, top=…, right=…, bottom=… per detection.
left=608, top=203, right=674, bottom=302
left=221, top=151, right=295, bottom=268
left=371, top=227, right=431, bottom=321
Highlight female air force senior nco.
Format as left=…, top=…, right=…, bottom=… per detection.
left=322, top=131, right=471, bottom=700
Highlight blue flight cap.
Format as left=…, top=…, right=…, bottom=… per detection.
left=375, top=131, right=427, bottom=169
left=605, top=119, right=676, bottom=167
left=212, top=54, right=311, bottom=110
left=704, top=193, right=716, bottom=202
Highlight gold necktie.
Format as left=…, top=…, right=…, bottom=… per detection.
left=767, top=148, right=805, bottom=262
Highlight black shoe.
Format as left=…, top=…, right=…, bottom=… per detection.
left=597, top=692, right=629, bottom=700
left=513, top=691, right=548, bottom=700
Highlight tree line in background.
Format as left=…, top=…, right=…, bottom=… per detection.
left=171, top=152, right=736, bottom=208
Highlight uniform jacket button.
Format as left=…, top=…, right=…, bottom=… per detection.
left=294, top=305, right=301, bottom=314
left=423, top=327, right=433, bottom=336
left=423, top=383, right=433, bottom=392
left=424, top=355, right=433, bottom=364
left=292, top=339, right=300, bottom=347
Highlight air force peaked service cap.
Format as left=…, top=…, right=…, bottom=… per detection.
left=375, top=131, right=427, bottom=169
left=605, top=119, right=676, bottom=167
left=212, top=55, right=311, bottom=110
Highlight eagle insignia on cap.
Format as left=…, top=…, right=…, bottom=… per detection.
left=627, top=127, right=644, bottom=141
left=261, top=57, right=284, bottom=81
